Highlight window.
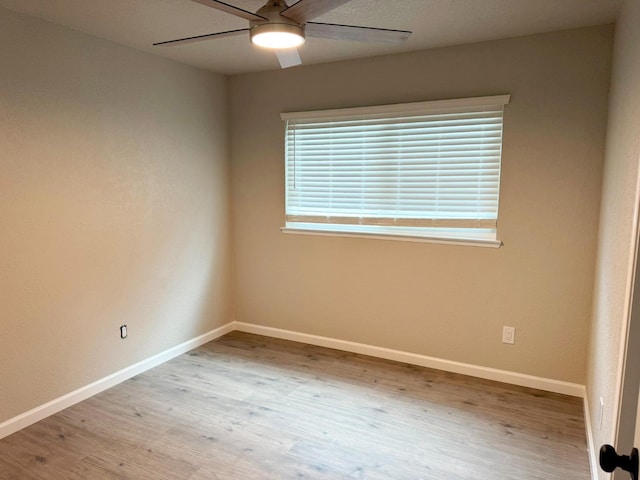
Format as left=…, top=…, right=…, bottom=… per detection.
left=281, top=95, right=510, bottom=247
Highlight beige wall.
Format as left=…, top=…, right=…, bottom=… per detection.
left=0, top=1, right=622, bottom=448
left=230, top=26, right=612, bottom=384
left=0, top=8, right=232, bottom=424
left=587, top=0, right=640, bottom=477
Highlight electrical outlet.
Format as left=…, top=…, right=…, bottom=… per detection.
left=120, top=325, right=128, bottom=339
left=502, top=326, right=515, bottom=344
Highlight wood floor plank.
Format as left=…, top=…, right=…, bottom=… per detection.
left=0, top=331, right=590, bottom=479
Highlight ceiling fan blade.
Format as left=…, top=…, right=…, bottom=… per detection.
left=191, top=0, right=266, bottom=21
left=276, top=48, right=302, bottom=69
left=281, top=0, right=352, bottom=24
left=153, top=28, right=249, bottom=47
left=306, top=22, right=412, bottom=44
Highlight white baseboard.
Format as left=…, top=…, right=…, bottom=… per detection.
left=1, top=319, right=587, bottom=442
left=233, top=321, right=585, bottom=397
left=0, top=321, right=235, bottom=441
left=583, top=392, right=601, bottom=480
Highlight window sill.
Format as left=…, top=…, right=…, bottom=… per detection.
left=281, top=226, right=503, bottom=248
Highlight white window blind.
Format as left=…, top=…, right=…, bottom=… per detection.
left=282, top=95, right=509, bottom=242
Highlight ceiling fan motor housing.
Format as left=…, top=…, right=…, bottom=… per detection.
left=250, top=0, right=305, bottom=46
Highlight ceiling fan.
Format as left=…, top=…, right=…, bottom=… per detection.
left=154, top=0, right=412, bottom=69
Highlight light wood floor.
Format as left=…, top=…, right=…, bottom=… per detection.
left=0, top=332, right=590, bottom=479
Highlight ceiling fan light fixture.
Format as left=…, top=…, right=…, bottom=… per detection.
left=250, top=23, right=305, bottom=49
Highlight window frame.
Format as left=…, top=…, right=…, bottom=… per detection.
left=281, top=95, right=510, bottom=248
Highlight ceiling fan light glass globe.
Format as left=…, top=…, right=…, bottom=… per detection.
left=250, top=23, right=305, bottom=49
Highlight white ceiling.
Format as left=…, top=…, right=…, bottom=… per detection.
left=0, top=0, right=621, bottom=75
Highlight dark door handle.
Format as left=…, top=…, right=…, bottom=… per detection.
left=600, top=444, right=639, bottom=480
